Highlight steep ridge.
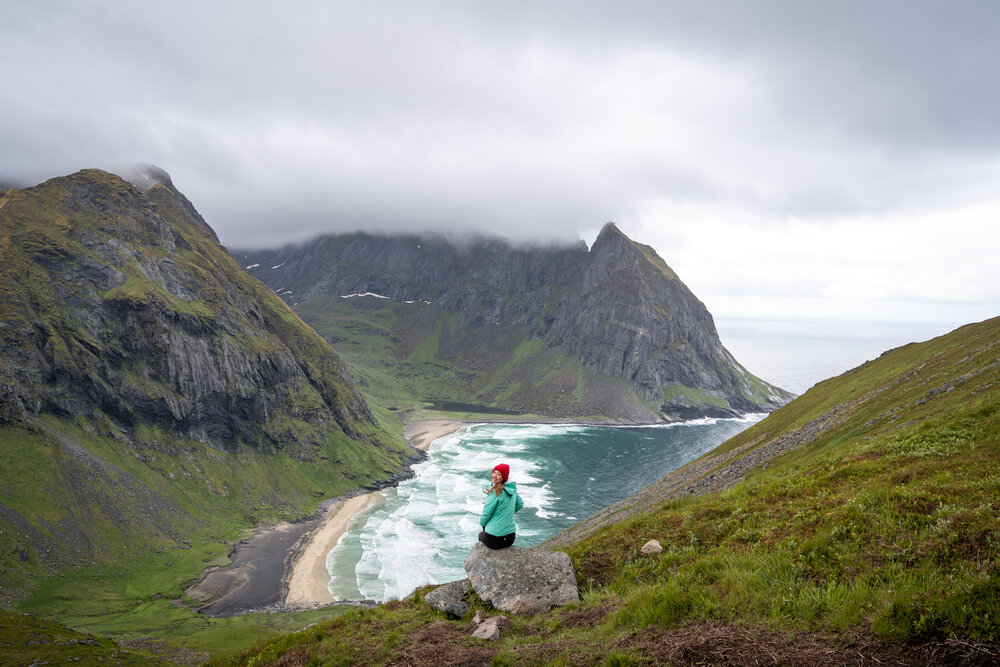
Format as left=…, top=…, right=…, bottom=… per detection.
left=0, top=168, right=375, bottom=449
left=544, top=316, right=1000, bottom=548
left=230, top=316, right=1000, bottom=664
left=0, top=169, right=411, bottom=602
left=236, top=224, right=792, bottom=421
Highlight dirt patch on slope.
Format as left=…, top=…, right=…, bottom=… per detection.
left=391, top=621, right=496, bottom=666
left=613, top=622, right=999, bottom=666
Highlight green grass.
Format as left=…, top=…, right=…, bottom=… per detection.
left=102, top=274, right=214, bottom=319
left=0, top=604, right=356, bottom=664
left=565, top=317, right=1000, bottom=642
left=1, top=409, right=412, bottom=660
left=659, top=383, right=730, bottom=410
left=224, top=316, right=1000, bottom=664
left=63, top=600, right=354, bottom=657
left=0, top=170, right=420, bottom=660
left=295, top=295, right=615, bottom=418
left=0, top=609, right=163, bottom=666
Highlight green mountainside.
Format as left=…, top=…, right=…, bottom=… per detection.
left=236, top=224, right=793, bottom=422
left=0, top=169, right=412, bottom=630
left=3, top=166, right=995, bottom=664
left=222, top=317, right=1000, bottom=664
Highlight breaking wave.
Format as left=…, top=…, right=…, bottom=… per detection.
left=327, top=417, right=762, bottom=601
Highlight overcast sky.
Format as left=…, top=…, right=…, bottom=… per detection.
left=3, top=1, right=998, bottom=333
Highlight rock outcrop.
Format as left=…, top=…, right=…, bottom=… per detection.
left=463, top=543, right=579, bottom=615
left=641, top=539, right=663, bottom=555
left=0, top=168, right=410, bottom=589
left=0, top=168, right=375, bottom=452
left=424, top=578, right=471, bottom=618
left=237, top=224, right=794, bottom=421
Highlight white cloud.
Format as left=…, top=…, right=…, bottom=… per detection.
left=629, top=194, right=1000, bottom=324
left=2, top=1, right=999, bottom=330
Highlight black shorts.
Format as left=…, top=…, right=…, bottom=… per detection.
left=478, top=530, right=515, bottom=549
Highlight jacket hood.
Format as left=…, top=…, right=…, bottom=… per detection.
left=503, top=481, right=517, bottom=495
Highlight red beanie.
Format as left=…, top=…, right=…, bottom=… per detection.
left=493, top=463, right=510, bottom=482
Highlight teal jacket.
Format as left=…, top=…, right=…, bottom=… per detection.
left=480, top=480, right=524, bottom=537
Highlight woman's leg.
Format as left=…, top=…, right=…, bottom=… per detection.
left=478, top=531, right=516, bottom=549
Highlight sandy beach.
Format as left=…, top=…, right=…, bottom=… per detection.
left=283, top=419, right=464, bottom=605
left=402, top=419, right=463, bottom=451
left=284, top=492, right=381, bottom=605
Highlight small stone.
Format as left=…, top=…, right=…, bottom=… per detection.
left=640, top=539, right=662, bottom=555
left=472, top=610, right=485, bottom=626
left=470, top=615, right=511, bottom=641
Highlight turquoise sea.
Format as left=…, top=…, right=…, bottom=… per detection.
left=327, top=417, right=763, bottom=601
left=325, top=317, right=958, bottom=602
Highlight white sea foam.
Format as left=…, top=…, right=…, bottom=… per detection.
left=326, top=416, right=764, bottom=602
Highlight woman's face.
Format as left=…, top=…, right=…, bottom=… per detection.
left=491, top=469, right=503, bottom=484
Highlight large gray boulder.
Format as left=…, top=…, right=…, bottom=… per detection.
left=463, top=543, right=579, bottom=615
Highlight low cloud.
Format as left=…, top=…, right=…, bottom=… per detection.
left=2, top=1, right=998, bottom=327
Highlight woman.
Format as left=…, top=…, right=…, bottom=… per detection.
left=478, top=463, right=523, bottom=549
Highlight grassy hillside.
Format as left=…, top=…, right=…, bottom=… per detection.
left=0, top=170, right=417, bottom=660
left=0, top=609, right=163, bottom=665
left=296, top=295, right=651, bottom=420
left=219, top=316, right=1000, bottom=665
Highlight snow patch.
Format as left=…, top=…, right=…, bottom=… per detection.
left=245, top=263, right=260, bottom=269
left=340, top=292, right=390, bottom=300
left=271, top=262, right=285, bottom=269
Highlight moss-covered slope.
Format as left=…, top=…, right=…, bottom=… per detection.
left=222, top=316, right=1000, bottom=664
left=0, top=168, right=412, bottom=604
left=296, top=295, right=655, bottom=421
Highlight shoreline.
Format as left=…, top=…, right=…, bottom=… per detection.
left=284, top=492, right=381, bottom=605
left=401, top=419, right=464, bottom=452
left=188, top=412, right=758, bottom=614
left=281, top=419, right=465, bottom=606
left=185, top=419, right=465, bottom=615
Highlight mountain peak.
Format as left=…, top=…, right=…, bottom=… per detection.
left=120, top=163, right=175, bottom=191
left=593, top=221, right=625, bottom=245
left=239, top=227, right=793, bottom=421
left=0, top=168, right=377, bottom=450
left=586, top=222, right=678, bottom=281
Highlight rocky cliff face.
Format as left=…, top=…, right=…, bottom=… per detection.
left=547, top=225, right=782, bottom=416
left=237, top=224, right=792, bottom=420
left=248, top=231, right=586, bottom=332
left=0, top=168, right=377, bottom=452
left=0, top=169, right=414, bottom=594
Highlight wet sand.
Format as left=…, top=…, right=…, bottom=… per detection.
left=187, top=513, right=328, bottom=617
left=186, top=420, right=464, bottom=614
left=280, top=419, right=464, bottom=606
left=402, top=419, right=463, bottom=451
left=284, top=492, right=380, bottom=605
